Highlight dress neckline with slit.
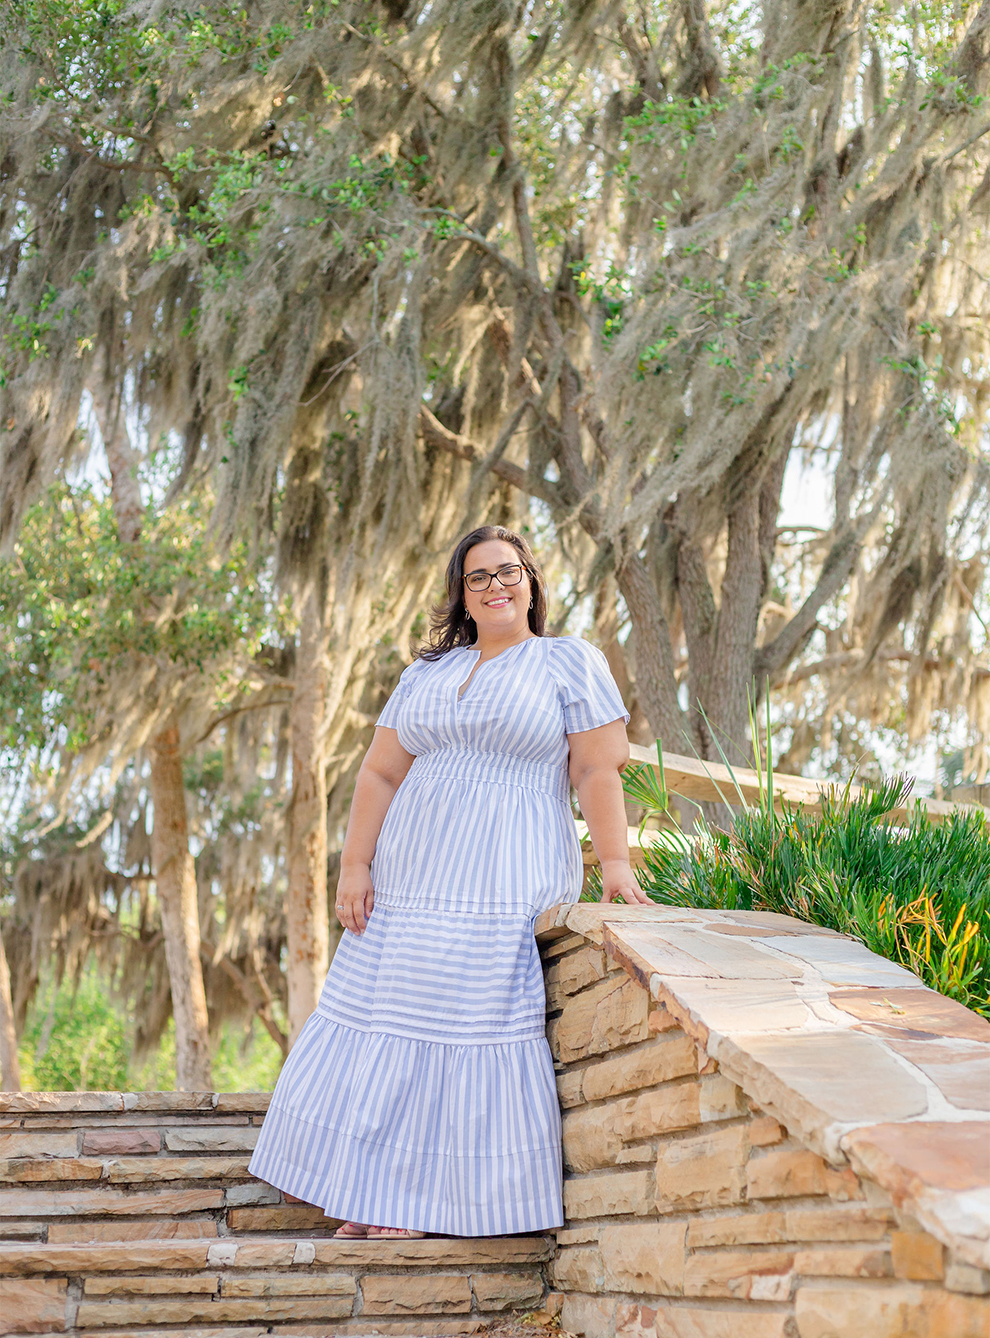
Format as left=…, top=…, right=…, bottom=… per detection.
left=456, top=636, right=538, bottom=702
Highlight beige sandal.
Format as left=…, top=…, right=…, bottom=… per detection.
left=334, top=1221, right=371, bottom=1239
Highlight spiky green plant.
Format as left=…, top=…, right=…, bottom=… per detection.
left=626, top=752, right=990, bottom=1016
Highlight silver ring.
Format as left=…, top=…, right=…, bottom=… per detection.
left=335, top=904, right=343, bottom=910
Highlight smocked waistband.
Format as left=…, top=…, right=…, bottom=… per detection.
left=407, top=749, right=570, bottom=801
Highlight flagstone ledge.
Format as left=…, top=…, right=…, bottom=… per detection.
left=0, top=1234, right=554, bottom=1274
left=536, top=903, right=990, bottom=1268
left=0, top=1092, right=271, bottom=1116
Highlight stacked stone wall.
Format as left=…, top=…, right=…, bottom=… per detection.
left=2, top=901, right=987, bottom=1338
left=0, top=1093, right=550, bottom=1335
left=539, top=913, right=990, bottom=1338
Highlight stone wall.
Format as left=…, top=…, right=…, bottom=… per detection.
left=0, top=1092, right=550, bottom=1335
left=536, top=903, right=990, bottom=1338
left=3, top=901, right=987, bottom=1337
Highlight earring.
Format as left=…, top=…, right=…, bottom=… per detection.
left=529, top=597, right=534, bottom=609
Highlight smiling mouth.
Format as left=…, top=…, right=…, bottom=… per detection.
left=484, top=596, right=512, bottom=607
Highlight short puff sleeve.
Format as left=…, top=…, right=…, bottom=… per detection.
left=549, top=637, right=630, bottom=734
left=375, top=659, right=425, bottom=730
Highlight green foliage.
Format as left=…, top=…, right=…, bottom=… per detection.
left=211, top=1019, right=284, bottom=1092
left=0, top=480, right=267, bottom=762
left=18, top=975, right=284, bottom=1091
left=6, top=0, right=337, bottom=105
left=628, top=763, right=990, bottom=1017
left=19, top=971, right=129, bottom=1092
left=2, top=0, right=427, bottom=314
left=571, top=263, right=630, bottom=343
left=130, top=1017, right=284, bottom=1093
left=626, top=94, right=725, bottom=159
left=0, top=281, right=61, bottom=374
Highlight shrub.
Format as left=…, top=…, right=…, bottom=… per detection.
left=19, top=973, right=285, bottom=1091
left=622, top=759, right=989, bottom=1017
left=20, top=972, right=129, bottom=1091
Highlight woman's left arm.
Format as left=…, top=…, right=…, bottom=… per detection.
left=568, top=720, right=651, bottom=905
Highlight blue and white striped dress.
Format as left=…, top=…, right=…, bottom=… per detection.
left=249, top=635, right=628, bottom=1236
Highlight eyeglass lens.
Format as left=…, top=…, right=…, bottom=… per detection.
left=464, top=564, right=524, bottom=592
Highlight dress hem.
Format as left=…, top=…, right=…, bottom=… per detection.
left=249, top=1095, right=564, bottom=1237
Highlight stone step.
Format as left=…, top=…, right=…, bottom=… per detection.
left=0, top=1127, right=263, bottom=1155
left=0, top=1234, right=551, bottom=1336
left=5, top=1326, right=490, bottom=1338
left=0, top=1186, right=227, bottom=1218
left=0, top=1097, right=556, bottom=1338
left=0, top=1156, right=255, bottom=1184
left=48, top=1221, right=220, bottom=1243
left=0, top=1093, right=270, bottom=1116
left=0, top=1096, right=553, bottom=1333
left=1, top=1234, right=552, bottom=1274
left=3, top=1327, right=501, bottom=1338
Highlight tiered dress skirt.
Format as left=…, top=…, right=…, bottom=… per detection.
left=248, top=636, right=628, bottom=1235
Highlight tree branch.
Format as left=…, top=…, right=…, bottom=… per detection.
left=776, top=645, right=950, bottom=687
left=456, top=229, right=541, bottom=295
left=679, top=0, right=723, bottom=101
left=757, top=523, right=866, bottom=677
left=417, top=405, right=555, bottom=503
left=617, top=15, right=665, bottom=102
left=193, top=692, right=293, bottom=747
left=92, top=385, right=143, bottom=545
left=216, top=955, right=288, bottom=1056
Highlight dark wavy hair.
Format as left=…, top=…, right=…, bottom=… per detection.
left=417, top=526, right=548, bottom=660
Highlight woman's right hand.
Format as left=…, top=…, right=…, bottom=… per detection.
left=335, top=864, right=375, bottom=935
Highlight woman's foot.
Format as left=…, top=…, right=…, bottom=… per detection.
left=334, top=1221, right=429, bottom=1239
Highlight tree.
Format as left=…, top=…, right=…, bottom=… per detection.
left=0, top=0, right=499, bottom=1039
left=0, top=475, right=267, bottom=1086
left=98, top=398, right=210, bottom=1089
left=1, top=0, right=986, bottom=1061
left=0, top=926, right=20, bottom=1091
left=4, top=0, right=985, bottom=772
left=407, top=0, right=990, bottom=768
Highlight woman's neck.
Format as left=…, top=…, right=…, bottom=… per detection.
left=472, top=626, right=535, bottom=659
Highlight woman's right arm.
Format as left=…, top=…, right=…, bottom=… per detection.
left=335, top=727, right=416, bottom=935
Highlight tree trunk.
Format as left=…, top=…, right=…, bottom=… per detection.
left=706, top=492, right=764, bottom=765
left=148, top=724, right=212, bottom=1091
left=0, top=926, right=21, bottom=1092
left=615, top=552, right=685, bottom=749
left=287, top=592, right=329, bottom=1046
left=94, top=390, right=213, bottom=1090
left=674, top=499, right=719, bottom=754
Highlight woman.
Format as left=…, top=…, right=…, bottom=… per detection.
left=248, top=525, right=649, bottom=1239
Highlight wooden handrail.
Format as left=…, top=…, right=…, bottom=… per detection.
left=626, top=743, right=990, bottom=827
left=577, top=746, right=988, bottom=874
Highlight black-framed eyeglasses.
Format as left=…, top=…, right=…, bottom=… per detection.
left=463, top=563, right=525, bottom=593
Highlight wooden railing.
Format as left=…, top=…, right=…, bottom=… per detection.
left=579, top=744, right=990, bottom=869
left=625, top=743, right=990, bottom=826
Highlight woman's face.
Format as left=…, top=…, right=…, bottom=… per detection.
left=461, top=539, right=532, bottom=639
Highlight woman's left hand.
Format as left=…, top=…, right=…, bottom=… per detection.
left=600, top=859, right=651, bottom=905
